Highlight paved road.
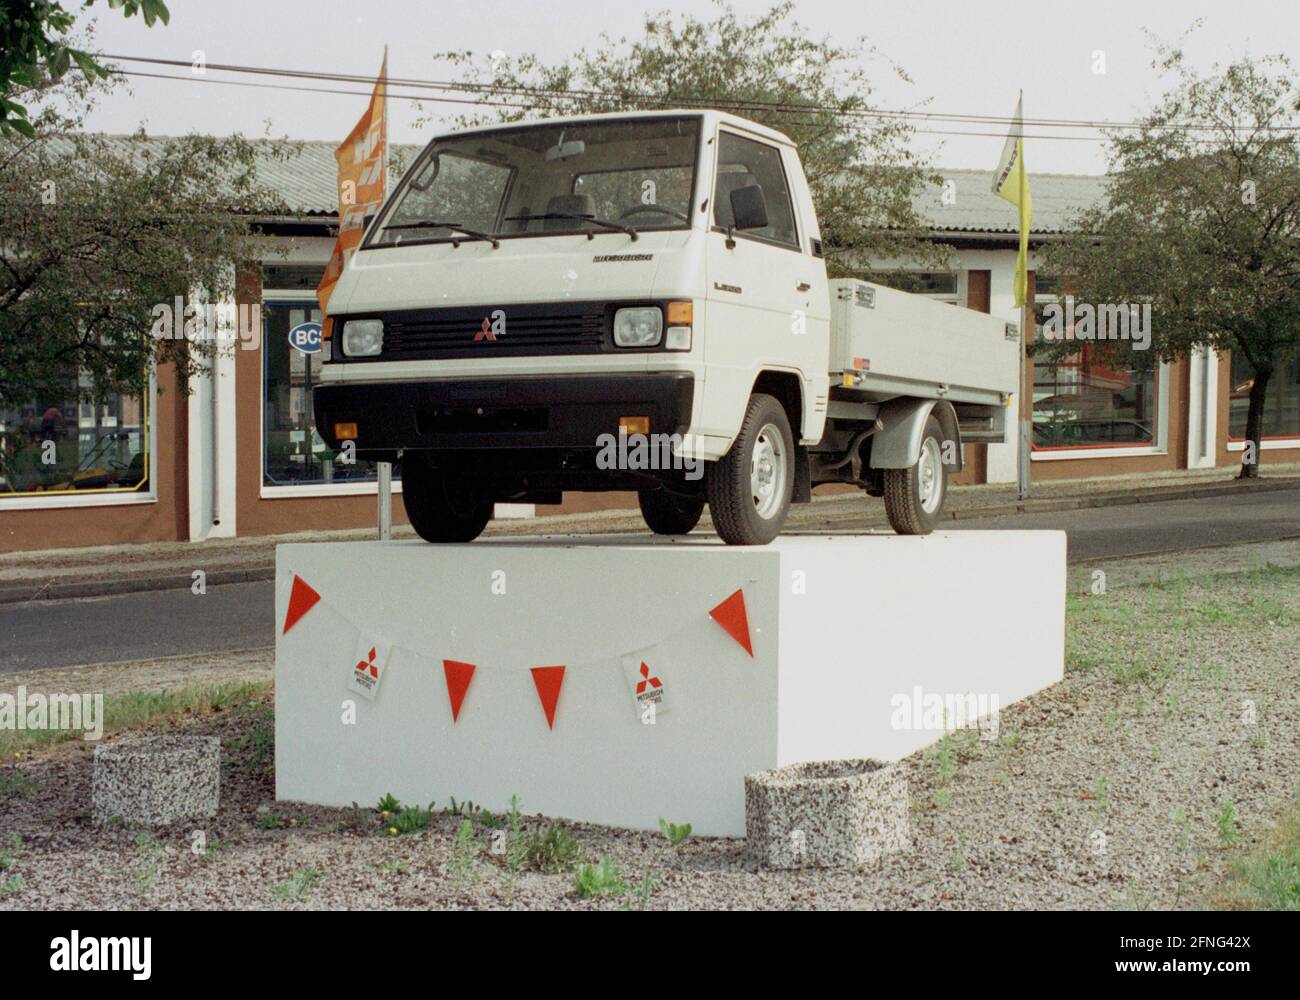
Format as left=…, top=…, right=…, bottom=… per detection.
left=2, top=487, right=1296, bottom=672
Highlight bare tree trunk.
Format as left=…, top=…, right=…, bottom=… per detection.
left=1237, top=365, right=1272, bottom=479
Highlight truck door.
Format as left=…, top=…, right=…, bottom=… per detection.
left=704, top=128, right=821, bottom=442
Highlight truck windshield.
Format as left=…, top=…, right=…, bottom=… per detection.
left=366, top=116, right=700, bottom=248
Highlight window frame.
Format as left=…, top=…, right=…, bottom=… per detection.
left=0, top=371, right=158, bottom=510
left=708, top=127, right=802, bottom=253
left=258, top=290, right=402, bottom=499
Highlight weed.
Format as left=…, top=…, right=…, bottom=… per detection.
left=0, top=833, right=22, bottom=870
left=575, top=856, right=626, bottom=898
left=272, top=867, right=323, bottom=901
left=389, top=804, right=432, bottom=836
left=255, top=813, right=284, bottom=831
left=520, top=823, right=581, bottom=873
left=375, top=792, right=401, bottom=814
left=0, top=770, right=34, bottom=799
left=0, top=875, right=22, bottom=895
left=623, top=868, right=661, bottom=910
left=1216, top=800, right=1241, bottom=848
left=448, top=818, right=477, bottom=883
left=133, top=832, right=163, bottom=892
left=658, top=818, right=693, bottom=849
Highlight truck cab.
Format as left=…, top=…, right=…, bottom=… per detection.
left=315, top=110, right=1012, bottom=544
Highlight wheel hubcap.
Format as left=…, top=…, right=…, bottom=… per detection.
left=750, top=423, right=787, bottom=520
left=918, top=436, right=944, bottom=514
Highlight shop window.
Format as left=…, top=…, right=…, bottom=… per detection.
left=263, top=301, right=389, bottom=486
left=1228, top=352, right=1300, bottom=440
left=0, top=375, right=149, bottom=497
left=1032, top=345, right=1158, bottom=449
left=871, top=272, right=960, bottom=305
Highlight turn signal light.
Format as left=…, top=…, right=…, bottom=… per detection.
left=619, top=416, right=650, bottom=435
left=666, top=300, right=693, bottom=325
left=334, top=422, right=359, bottom=440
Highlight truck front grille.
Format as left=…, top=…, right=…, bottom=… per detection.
left=374, top=303, right=608, bottom=361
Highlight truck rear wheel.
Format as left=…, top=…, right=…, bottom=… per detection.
left=882, top=415, right=948, bottom=535
left=706, top=393, right=794, bottom=546
left=401, top=456, right=493, bottom=543
left=638, top=489, right=705, bottom=536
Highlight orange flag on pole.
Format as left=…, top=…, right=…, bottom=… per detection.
left=317, top=50, right=387, bottom=337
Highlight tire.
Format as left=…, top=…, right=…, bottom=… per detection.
left=400, top=455, right=493, bottom=543
left=883, top=415, right=948, bottom=535
left=706, top=393, right=795, bottom=545
left=638, top=489, right=705, bottom=535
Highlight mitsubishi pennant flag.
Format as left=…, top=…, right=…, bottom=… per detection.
left=317, top=51, right=388, bottom=338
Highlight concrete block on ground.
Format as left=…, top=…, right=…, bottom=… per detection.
left=92, top=735, right=221, bottom=826
left=745, top=758, right=909, bottom=868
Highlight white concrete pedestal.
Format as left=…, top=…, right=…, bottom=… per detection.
left=275, top=532, right=1065, bottom=836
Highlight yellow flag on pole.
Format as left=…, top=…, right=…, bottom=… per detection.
left=991, top=92, right=1032, bottom=308
left=318, top=51, right=387, bottom=338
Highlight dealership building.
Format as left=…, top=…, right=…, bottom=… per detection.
left=2, top=140, right=1297, bottom=552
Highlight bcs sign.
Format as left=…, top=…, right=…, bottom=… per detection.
left=288, top=321, right=323, bottom=354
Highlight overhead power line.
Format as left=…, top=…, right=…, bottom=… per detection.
left=99, top=52, right=1298, bottom=145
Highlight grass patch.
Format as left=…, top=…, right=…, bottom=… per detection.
left=575, top=857, right=626, bottom=898
left=1218, top=797, right=1300, bottom=910
left=273, top=866, right=323, bottom=901
left=522, top=823, right=581, bottom=873
left=0, top=681, right=272, bottom=756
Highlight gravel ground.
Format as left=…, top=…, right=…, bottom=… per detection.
left=1, top=550, right=1296, bottom=910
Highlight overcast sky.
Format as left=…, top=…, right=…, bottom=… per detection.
left=78, top=0, right=1299, bottom=175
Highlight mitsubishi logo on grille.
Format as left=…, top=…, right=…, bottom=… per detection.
left=474, top=308, right=507, bottom=342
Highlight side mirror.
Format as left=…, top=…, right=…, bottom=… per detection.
left=730, top=184, right=768, bottom=231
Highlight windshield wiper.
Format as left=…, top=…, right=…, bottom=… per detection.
left=504, top=212, right=638, bottom=241
left=381, top=220, right=500, bottom=248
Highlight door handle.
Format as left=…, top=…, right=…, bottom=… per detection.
left=796, top=282, right=811, bottom=292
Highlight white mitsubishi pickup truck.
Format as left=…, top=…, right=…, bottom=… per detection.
left=315, top=110, right=1018, bottom=544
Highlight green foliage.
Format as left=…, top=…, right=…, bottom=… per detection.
left=0, top=832, right=23, bottom=870
left=0, top=770, right=35, bottom=798
left=375, top=793, right=402, bottom=814
left=658, top=817, right=693, bottom=848
left=575, top=856, right=626, bottom=898
left=255, top=813, right=284, bottom=831
left=0, top=113, right=295, bottom=436
left=0, top=1, right=170, bottom=137
left=1041, top=40, right=1300, bottom=474
left=430, top=2, right=946, bottom=275
left=448, top=818, right=477, bottom=883
left=272, top=866, right=323, bottom=901
left=389, top=804, right=432, bottom=835
left=522, top=824, right=581, bottom=873
left=1217, top=800, right=1241, bottom=847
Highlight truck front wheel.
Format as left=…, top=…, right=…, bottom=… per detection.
left=638, top=489, right=705, bottom=536
left=400, top=456, right=493, bottom=543
left=706, top=393, right=794, bottom=545
left=882, top=415, right=948, bottom=535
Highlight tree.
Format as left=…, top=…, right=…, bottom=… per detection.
left=0, top=72, right=291, bottom=481
left=1042, top=43, right=1300, bottom=477
left=1, top=0, right=170, bottom=137
left=426, top=1, right=946, bottom=274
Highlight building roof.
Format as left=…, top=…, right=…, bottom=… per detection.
left=42, top=134, right=1110, bottom=234
left=916, top=169, right=1110, bottom=235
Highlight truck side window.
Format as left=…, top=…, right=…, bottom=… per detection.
left=712, top=132, right=798, bottom=248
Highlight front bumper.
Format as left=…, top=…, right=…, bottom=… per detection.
left=313, top=372, right=695, bottom=455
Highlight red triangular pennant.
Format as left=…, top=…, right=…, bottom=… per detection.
left=442, top=660, right=476, bottom=723
left=530, top=665, right=566, bottom=730
left=282, top=575, right=322, bottom=634
left=709, top=588, right=753, bottom=656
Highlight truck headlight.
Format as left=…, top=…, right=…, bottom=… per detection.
left=341, top=319, right=384, bottom=357
left=613, top=307, right=663, bottom=348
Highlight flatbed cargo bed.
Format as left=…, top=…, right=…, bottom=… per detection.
left=829, top=280, right=1019, bottom=408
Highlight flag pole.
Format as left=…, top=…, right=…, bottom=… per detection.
left=375, top=45, right=394, bottom=540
